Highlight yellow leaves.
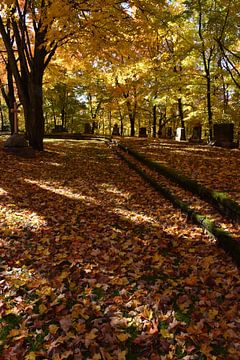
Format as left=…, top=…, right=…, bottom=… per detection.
left=36, top=286, right=53, bottom=297
left=52, top=351, right=73, bottom=360
left=39, top=303, right=47, bottom=315
left=8, top=329, right=28, bottom=340
left=199, top=343, right=215, bottom=358
left=142, top=306, right=153, bottom=321
left=152, top=252, right=164, bottom=264
left=223, top=328, right=239, bottom=339
left=5, top=307, right=21, bottom=315
left=71, top=304, right=89, bottom=320
left=184, top=276, right=198, bottom=286
left=25, top=352, right=37, bottom=360
left=116, top=332, right=130, bottom=342
left=110, top=277, right=129, bottom=286
left=74, top=321, right=86, bottom=333
left=117, top=350, right=128, bottom=360
left=49, top=324, right=59, bottom=334
left=85, top=328, right=98, bottom=340
left=91, top=354, right=101, bottom=360
left=58, top=271, right=70, bottom=281
left=208, top=309, right=218, bottom=320
left=160, top=328, right=173, bottom=339
left=36, top=245, right=50, bottom=256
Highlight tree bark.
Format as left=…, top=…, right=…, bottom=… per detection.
left=177, top=97, right=186, bottom=140
left=125, top=99, right=135, bottom=136
left=198, top=0, right=214, bottom=141
left=0, top=62, right=15, bottom=133
left=206, top=72, right=213, bottom=141
left=152, top=105, right=157, bottom=138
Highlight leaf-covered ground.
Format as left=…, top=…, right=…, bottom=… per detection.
left=0, top=138, right=240, bottom=360
left=120, top=139, right=240, bottom=205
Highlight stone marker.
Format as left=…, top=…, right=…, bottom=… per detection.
left=175, top=127, right=185, bottom=141
left=213, top=123, right=234, bottom=148
left=52, top=125, right=68, bottom=133
left=84, top=123, right=92, bottom=134
left=4, top=133, right=28, bottom=148
left=139, top=127, right=147, bottom=137
left=189, top=125, right=202, bottom=143
left=112, top=124, right=120, bottom=136
left=4, top=102, right=29, bottom=149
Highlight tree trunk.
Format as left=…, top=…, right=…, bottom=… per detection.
left=153, top=105, right=157, bottom=138
left=206, top=73, right=213, bottom=141
left=178, top=97, right=186, bottom=140
left=0, top=100, right=4, bottom=130
left=126, top=100, right=135, bottom=136
left=129, top=113, right=135, bottom=136
left=23, top=69, right=45, bottom=151
left=7, top=62, right=15, bottom=134
left=0, top=61, right=15, bottom=133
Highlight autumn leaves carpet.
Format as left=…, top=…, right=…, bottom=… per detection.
left=0, top=139, right=240, bottom=359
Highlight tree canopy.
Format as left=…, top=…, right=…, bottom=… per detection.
left=0, top=0, right=239, bottom=148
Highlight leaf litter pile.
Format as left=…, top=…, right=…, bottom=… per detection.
left=0, top=139, right=240, bottom=360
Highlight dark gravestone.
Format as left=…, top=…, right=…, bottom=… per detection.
left=112, top=124, right=120, bottom=136
left=52, top=125, right=68, bottom=133
left=4, top=133, right=28, bottom=148
left=139, top=127, right=147, bottom=137
left=175, top=127, right=185, bottom=141
left=84, top=123, right=92, bottom=134
left=3, top=133, right=35, bottom=157
left=189, top=126, right=202, bottom=143
left=214, top=123, right=234, bottom=148
left=2, top=125, right=10, bottom=132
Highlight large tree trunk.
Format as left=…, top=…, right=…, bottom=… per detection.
left=22, top=67, right=45, bottom=151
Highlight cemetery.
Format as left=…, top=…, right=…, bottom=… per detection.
left=0, top=0, right=240, bottom=358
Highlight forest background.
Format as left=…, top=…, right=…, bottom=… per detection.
left=0, top=0, right=239, bottom=150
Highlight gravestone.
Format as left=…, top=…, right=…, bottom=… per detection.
left=112, top=124, right=120, bottom=136
left=4, top=102, right=29, bottom=149
left=139, top=127, right=147, bottom=137
left=4, top=133, right=28, bottom=148
left=84, top=123, right=92, bottom=134
left=213, top=123, right=234, bottom=148
left=52, top=125, right=68, bottom=133
left=189, top=125, right=202, bottom=143
left=1, top=125, right=10, bottom=132
left=175, top=127, right=185, bottom=141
